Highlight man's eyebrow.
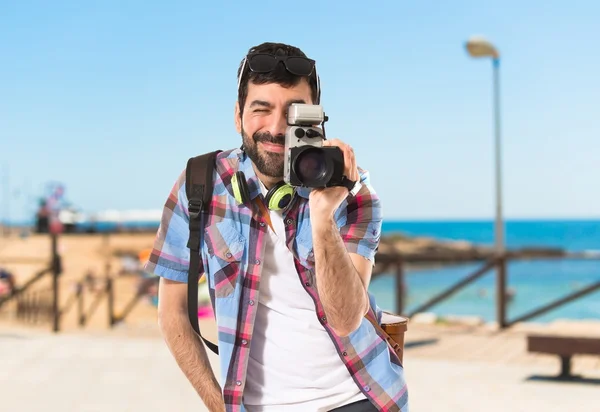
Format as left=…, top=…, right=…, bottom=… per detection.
left=249, top=100, right=272, bottom=108
left=286, top=99, right=307, bottom=106
left=248, top=99, right=308, bottom=108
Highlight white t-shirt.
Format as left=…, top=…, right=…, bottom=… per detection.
left=243, top=184, right=366, bottom=411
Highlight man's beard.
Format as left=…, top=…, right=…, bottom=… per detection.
left=242, top=129, right=285, bottom=178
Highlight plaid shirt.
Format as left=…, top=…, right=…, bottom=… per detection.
left=145, top=148, right=408, bottom=412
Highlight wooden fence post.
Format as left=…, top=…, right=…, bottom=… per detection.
left=51, top=233, right=61, bottom=332
left=395, top=257, right=405, bottom=315
left=496, top=254, right=507, bottom=329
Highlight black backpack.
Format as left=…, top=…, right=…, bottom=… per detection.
left=185, top=150, right=222, bottom=355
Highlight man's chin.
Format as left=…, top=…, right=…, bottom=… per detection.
left=260, top=168, right=284, bottom=179
left=257, top=159, right=284, bottom=179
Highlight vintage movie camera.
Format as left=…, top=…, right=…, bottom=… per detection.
left=283, top=104, right=346, bottom=188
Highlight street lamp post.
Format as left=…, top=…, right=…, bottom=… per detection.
left=1, top=165, right=9, bottom=237
left=465, top=36, right=507, bottom=328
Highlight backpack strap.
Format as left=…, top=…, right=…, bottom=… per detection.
left=185, top=150, right=221, bottom=355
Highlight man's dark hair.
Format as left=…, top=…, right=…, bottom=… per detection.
left=237, top=42, right=320, bottom=115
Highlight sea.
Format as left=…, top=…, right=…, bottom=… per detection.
left=369, top=220, right=600, bottom=324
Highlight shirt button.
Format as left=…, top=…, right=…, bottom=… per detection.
left=241, top=339, right=248, bottom=345
left=343, top=351, right=348, bottom=356
left=249, top=300, right=255, bottom=306
left=304, top=281, right=310, bottom=287
left=285, top=218, right=293, bottom=225
left=236, top=380, right=242, bottom=386
left=320, top=315, right=326, bottom=323
left=259, top=221, right=266, bottom=227
left=208, top=248, right=213, bottom=254
left=255, top=259, right=261, bottom=265
left=309, top=251, right=314, bottom=257
left=226, top=252, right=232, bottom=258
left=364, top=385, right=370, bottom=392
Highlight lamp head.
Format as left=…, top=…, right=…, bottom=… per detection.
left=465, top=36, right=500, bottom=59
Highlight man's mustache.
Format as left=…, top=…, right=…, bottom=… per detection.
left=253, top=132, right=285, bottom=146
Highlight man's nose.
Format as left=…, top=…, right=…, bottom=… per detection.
left=265, top=111, right=288, bottom=137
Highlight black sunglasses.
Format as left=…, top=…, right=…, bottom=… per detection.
left=237, top=53, right=321, bottom=101
left=247, top=53, right=315, bottom=76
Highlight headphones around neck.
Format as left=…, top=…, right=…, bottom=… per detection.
left=231, top=171, right=295, bottom=211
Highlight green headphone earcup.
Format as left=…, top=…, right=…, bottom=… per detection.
left=231, top=173, right=242, bottom=204
left=232, top=171, right=250, bottom=205
left=266, top=183, right=294, bottom=211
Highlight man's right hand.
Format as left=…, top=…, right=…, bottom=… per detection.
left=158, top=277, right=226, bottom=412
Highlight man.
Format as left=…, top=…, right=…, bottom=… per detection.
left=145, top=42, right=408, bottom=412
left=0, top=268, right=15, bottom=297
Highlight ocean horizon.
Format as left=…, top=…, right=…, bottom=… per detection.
left=6, top=217, right=599, bottom=248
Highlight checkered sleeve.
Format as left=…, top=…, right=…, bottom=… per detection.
left=336, top=166, right=383, bottom=262
left=143, top=170, right=193, bottom=283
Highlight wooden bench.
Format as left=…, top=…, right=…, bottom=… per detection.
left=527, top=334, right=600, bottom=379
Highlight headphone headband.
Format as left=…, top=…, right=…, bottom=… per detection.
left=232, top=172, right=293, bottom=211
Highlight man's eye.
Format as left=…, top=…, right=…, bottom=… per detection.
left=254, top=109, right=268, bottom=113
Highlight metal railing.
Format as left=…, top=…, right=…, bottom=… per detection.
left=1, top=233, right=158, bottom=332
left=372, top=250, right=600, bottom=328
left=0, top=234, right=61, bottom=329
left=59, top=274, right=158, bottom=329
left=15, top=288, right=54, bottom=324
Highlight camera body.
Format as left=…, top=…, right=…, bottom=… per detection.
left=283, top=104, right=345, bottom=188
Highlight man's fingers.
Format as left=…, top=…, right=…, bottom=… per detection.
left=348, top=146, right=358, bottom=181
left=321, top=138, right=358, bottom=180
left=322, top=138, right=342, bottom=147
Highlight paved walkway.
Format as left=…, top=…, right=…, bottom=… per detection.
left=1, top=326, right=599, bottom=411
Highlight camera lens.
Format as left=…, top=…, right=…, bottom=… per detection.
left=293, top=147, right=332, bottom=187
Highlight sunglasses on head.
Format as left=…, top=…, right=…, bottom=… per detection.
left=237, top=53, right=321, bottom=101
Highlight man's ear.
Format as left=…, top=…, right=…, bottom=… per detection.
left=234, top=101, right=242, bottom=134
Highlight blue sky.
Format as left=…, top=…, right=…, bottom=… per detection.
left=2, top=0, right=599, bottom=222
